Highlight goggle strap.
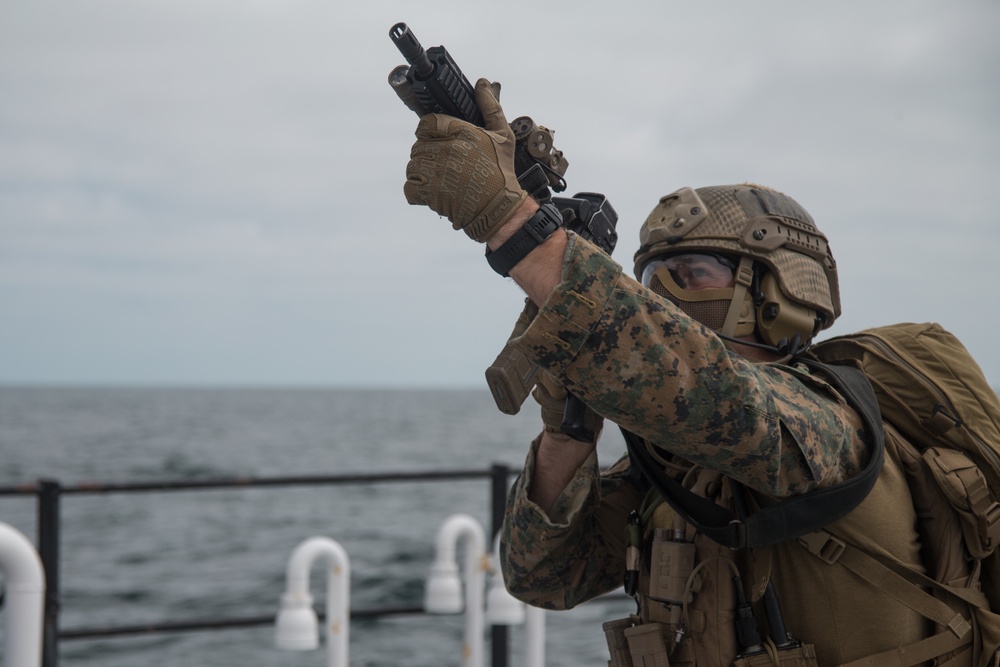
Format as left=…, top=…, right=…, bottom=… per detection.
left=720, top=256, right=755, bottom=337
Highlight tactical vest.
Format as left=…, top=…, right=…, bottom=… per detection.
left=605, top=433, right=957, bottom=667
left=606, top=353, right=1000, bottom=667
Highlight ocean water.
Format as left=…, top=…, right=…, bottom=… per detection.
left=0, top=386, right=631, bottom=666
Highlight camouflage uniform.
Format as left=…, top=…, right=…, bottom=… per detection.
left=500, top=233, right=929, bottom=667
left=508, top=232, right=868, bottom=495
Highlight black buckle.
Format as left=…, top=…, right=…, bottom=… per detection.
left=485, top=203, right=563, bottom=277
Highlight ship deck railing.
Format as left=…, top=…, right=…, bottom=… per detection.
left=0, top=463, right=519, bottom=667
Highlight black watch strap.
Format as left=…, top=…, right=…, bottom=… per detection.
left=485, top=203, right=563, bottom=277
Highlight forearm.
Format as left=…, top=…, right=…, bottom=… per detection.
left=527, top=431, right=597, bottom=514
left=510, top=236, right=870, bottom=497
left=485, top=200, right=600, bottom=511
left=500, top=438, right=633, bottom=609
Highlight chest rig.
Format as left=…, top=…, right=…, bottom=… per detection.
left=603, top=363, right=886, bottom=667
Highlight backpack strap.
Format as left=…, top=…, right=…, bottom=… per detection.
left=623, top=361, right=885, bottom=549
left=835, top=631, right=970, bottom=667
left=800, top=528, right=980, bottom=667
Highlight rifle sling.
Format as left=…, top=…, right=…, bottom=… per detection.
left=623, top=362, right=885, bottom=548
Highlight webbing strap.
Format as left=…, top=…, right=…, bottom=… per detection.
left=837, top=545, right=971, bottom=637
left=720, top=256, right=755, bottom=337
left=800, top=530, right=976, bottom=665
left=963, top=471, right=1000, bottom=554
left=834, top=630, right=970, bottom=667
left=622, top=362, right=885, bottom=548
left=800, top=529, right=990, bottom=615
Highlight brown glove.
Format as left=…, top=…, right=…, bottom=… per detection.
left=533, top=371, right=572, bottom=434
left=533, top=371, right=603, bottom=443
left=404, top=78, right=528, bottom=243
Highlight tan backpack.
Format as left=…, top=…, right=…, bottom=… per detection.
left=810, top=322, right=1000, bottom=667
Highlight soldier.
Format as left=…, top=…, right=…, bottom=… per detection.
left=403, top=79, right=963, bottom=667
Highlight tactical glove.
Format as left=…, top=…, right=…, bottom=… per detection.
left=531, top=370, right=604, bottom=442
left=533, top=370, right=572, bottom=434
left=404, top=78, right=528, bottom=243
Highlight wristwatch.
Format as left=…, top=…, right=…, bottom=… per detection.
left=485, top=203, right=563, bottom=277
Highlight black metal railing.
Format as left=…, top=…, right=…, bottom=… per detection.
left=0, top=463, right=515, bottom=667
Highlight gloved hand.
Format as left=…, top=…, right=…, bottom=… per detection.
left=533, top=371, right=604, bottom=444
left=533, top=371, right=572, bottom=434
left=404, top=78, right=528, bottom=243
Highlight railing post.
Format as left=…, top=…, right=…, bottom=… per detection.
left=38, top=479, right=61, bottom=667
left=490, top=463, right=511, bottom=667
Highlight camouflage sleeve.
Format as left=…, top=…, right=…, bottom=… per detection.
left=510, top=233, right=869, bottom=498
left=499, top=436, right=641, bottom=609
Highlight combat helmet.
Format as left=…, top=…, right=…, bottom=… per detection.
left=633, top=184, right=840, bottom=354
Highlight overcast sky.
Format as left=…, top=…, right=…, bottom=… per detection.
left=1, top=0, right=997, bottom=389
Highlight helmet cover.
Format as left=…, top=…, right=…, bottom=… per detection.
left=633, top=185, right=841, bottom=331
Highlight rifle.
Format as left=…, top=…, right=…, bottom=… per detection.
left=388, top=22, right=618, bottom=437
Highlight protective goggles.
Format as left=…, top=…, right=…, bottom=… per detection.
left=640, top=251, right=755, bottom=336
left=640, top=252, right=738, bottom=291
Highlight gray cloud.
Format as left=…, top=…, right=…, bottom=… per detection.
left=1, top=0, right=997, bottom=388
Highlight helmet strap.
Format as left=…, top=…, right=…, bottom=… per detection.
left=720, top=256, right=756, bottom=338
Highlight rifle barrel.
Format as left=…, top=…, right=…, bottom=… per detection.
left=390, top=23, right=434, bottom=79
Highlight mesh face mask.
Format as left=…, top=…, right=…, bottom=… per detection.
left=641, top=253, right=756, bottom=337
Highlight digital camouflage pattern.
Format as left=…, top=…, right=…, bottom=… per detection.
left=501, top=231, right=870, bottom=612
left=508, top=232, right=869, bottom=497
left=501, top=440, right=636, bottom=610
left=497, top=233, right=937, bottom=667
left=500, top=432, right=931, bottom=667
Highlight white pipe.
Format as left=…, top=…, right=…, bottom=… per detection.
left=0, top=521, right=46, bottom=667
left=524, top=606, right=546, bottom=667
left=279, top=537, right=350, bottom=667
left=488, top=531, right=546, bottom=667
left=485, top=534, right=525, bottom=626
left=429, top=514, right=486, bottom=667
